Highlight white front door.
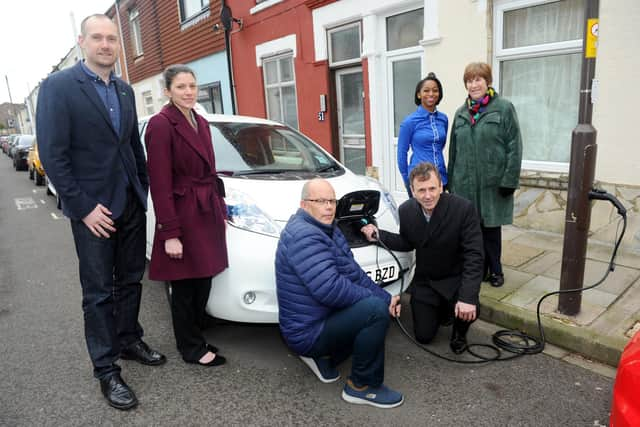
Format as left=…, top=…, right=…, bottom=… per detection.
left=336, top=67, right=366, bottom=175
left=385, top=53, right=422, bottom=201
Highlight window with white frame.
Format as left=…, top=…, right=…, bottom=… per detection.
left=129, top=8, right=143, bottom=57
left=198, top=82, right=224, bottom=114
left=142, top=91, right=154, bottom=115
left=494, top=0, right=585, bottom=169
left=328, top=22, right=361, bottom=67
left=263, top=54, right=298, bottom=129
left=386, top=8, right=424, bottom=51
left=180, top=0, right=209, bottom=22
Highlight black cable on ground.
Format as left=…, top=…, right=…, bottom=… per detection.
left=375, top=208, right=627, bottom=364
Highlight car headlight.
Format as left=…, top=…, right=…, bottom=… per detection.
left=225, top=188, right=281, bottom=237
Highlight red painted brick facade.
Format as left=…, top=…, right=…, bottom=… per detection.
left=113, top=0, right=225, bottom=84
left=226, top=0, right=369, bottom=160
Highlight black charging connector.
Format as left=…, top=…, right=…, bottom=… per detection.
left=589, top=188, right=627, bottom=216
left=360, top=217, right=378, bottom=240
left=369, top=186, right=628, bottom=364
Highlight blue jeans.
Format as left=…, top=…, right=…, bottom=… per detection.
left=70, top=190, right=146, bottom=380
left=305, top=296, right=390, bottom=388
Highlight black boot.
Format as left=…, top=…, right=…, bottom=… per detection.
left=449, top=327, right=468, bottom=355
left=488, top=273, right=505, bottom=287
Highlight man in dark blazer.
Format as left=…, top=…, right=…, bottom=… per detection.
left=361, top=162, right=484, bottom=354
left=36, top=14, right=165, bottom=410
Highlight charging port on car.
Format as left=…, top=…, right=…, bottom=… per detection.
left=335, top=190, right=380, bottom=248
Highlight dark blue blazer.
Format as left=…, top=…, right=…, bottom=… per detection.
left=36, top=61, right=148, bottom=221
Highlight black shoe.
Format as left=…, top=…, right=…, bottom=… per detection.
left=450, top=337, right=467, bottom=354
left=450, top=328, right=468, bottom=355
left=100, top=373, right=138, bottom=410
left=488, top=273, right=505, bottom=287
left=187, top=353, right=227, bottom=367
left=200, top=354, right=226, bottom=367
left=121, top=341, right=167, bottom=366
left=206, top=343, right=219, bottom=354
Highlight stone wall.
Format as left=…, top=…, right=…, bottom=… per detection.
left=513, top=171, right=640, bottom=254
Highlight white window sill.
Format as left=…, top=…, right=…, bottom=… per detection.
left=250, top=0, right=284, bottom=15
left=180, top=9, right=211, bottom=31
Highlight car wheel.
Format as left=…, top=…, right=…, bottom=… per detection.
left=29, top=167, right=34, bottom=180
left=35, top=173, right=44, bottom=186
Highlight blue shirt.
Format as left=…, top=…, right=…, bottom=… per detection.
left=397, top=105, right=449, bottom=186
left=80, top=61, right=121, bottom=136
left=80, top=61, right=128, bottom=188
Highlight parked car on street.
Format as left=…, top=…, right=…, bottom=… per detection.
left=610, top=329, right=640, bottom=426
left=27, top=140, right=46, bottom=185
left=12, top=135, right=35, bottom=170
left=0, top=136, right=9, bottom=154
left=6, top=134, right=21, bottom=157
left=140, top=113, right=413, bottom=323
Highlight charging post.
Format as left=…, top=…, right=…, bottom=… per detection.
left=558, top=0, right=600, bottom=316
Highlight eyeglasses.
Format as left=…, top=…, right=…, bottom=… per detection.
left=304, top=198, right=337, bottom=206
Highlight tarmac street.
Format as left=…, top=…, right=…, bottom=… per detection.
left=0, top=158, right=618, bottom=426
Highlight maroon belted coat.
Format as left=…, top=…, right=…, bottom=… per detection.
left=145, top=104, right=228, bottom=281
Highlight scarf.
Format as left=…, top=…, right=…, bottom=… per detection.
left=467, top=87, right=496, bottom=125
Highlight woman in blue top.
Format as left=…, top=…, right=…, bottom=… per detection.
left=397, top=72, right=448, bottom=197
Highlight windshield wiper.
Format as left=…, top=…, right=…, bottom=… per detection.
left=316, top=163, right=340, bottom=173
left=233, top=169, right=301, bottom=176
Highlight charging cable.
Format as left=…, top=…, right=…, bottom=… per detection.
left=369, top=188, right=627, bottom=363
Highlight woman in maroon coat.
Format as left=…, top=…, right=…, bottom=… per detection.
left=145, top=65, right=228, bottom=366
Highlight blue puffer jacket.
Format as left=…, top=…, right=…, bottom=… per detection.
left=275, top=209, right=391, bottom=355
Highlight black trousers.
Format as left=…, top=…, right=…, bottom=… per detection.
left=410, top=292, right=476, bottom=345
left=481, top=225, right=502, bottom=276
left=70, top=190, right=146, bottom=380
left=169, top=277, right=212, bottom=362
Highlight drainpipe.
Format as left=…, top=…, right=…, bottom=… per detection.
left=114, top=0, right=130, bottom=82
left=221, top=0, right=237, bottom=114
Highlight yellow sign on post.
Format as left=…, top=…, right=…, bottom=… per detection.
left=586, top=18, right=599, bottom=58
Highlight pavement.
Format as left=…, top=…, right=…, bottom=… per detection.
left=478, top=224, right=640, bottom=367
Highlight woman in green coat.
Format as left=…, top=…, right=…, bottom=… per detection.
left=448, top=62, right=522, bottom=287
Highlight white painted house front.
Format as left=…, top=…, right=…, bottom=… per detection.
left=312, top=0, right=640, bottom=252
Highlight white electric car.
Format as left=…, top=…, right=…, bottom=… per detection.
left=139, top=113, right=413, bottom=323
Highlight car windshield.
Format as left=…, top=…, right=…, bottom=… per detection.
left=18, top=136, right=35, bottom=147
left=209, top=122, right=343, bottom=178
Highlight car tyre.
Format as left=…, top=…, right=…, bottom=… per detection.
left=29, top=167, right=34, bottom=180
left=35, top=173, right=45, bottom=186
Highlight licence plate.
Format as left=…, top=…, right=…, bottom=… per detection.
left=365, top=263, right=400, bottom=284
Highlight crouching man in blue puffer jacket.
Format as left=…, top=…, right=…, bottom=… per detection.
left=275, top=178, right=403, bottom=409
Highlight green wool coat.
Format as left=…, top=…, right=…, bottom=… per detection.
left=448, top=95, right=523, bottom=228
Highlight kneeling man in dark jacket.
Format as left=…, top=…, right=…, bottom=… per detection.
left=275, top=178, right=403, bottom=409
left=361, top=162, right=484, bottom=354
